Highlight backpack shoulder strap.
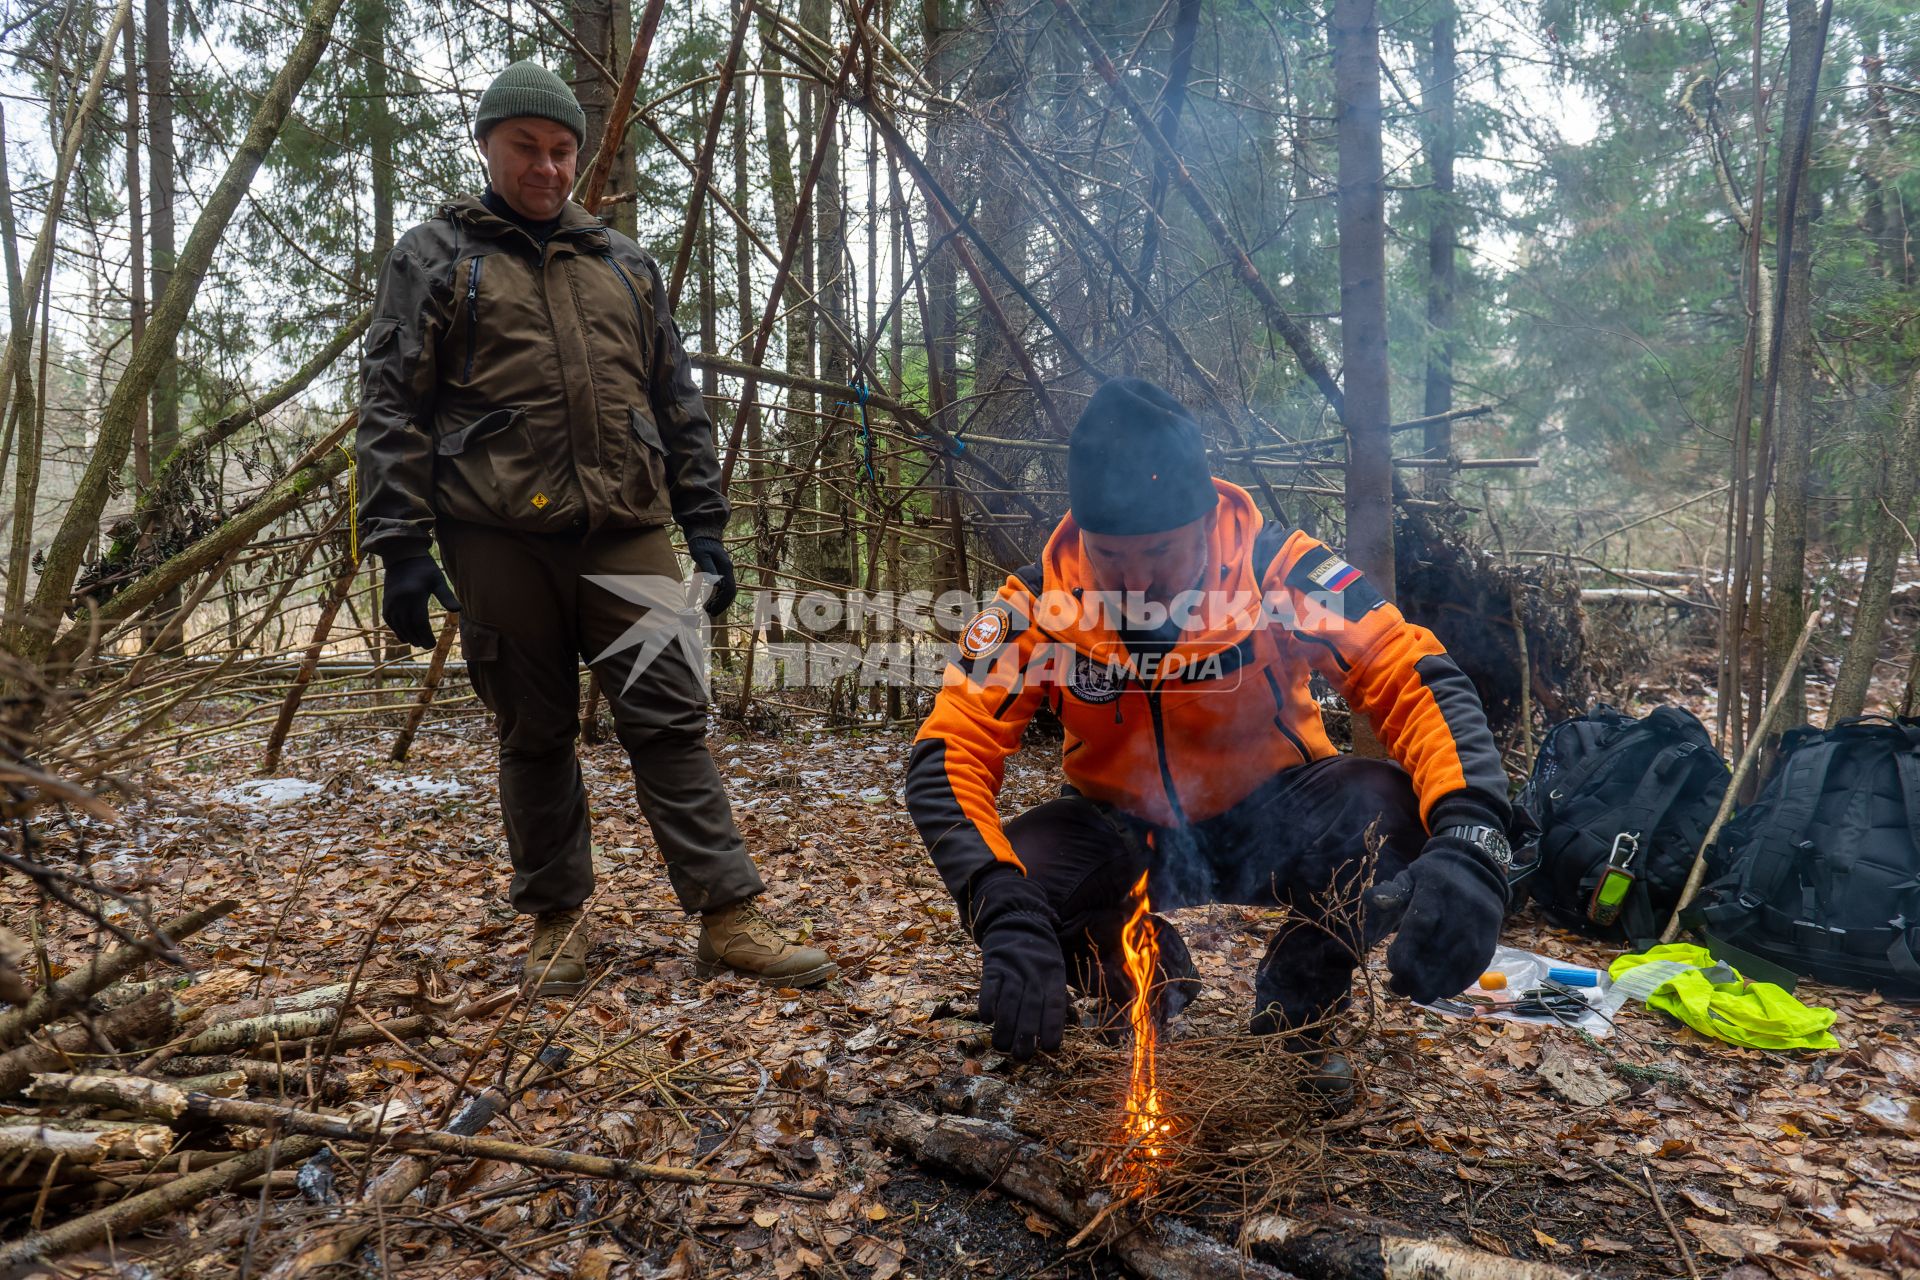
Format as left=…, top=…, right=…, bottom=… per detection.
left=1736, top=738, right=1843, bottom=906
left=1892, top=745, right=1920, bottom=849
left=1544, top=718, right=1642, bottom=812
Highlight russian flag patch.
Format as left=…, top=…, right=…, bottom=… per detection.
left=1286, top=544, right=1387, bottom=621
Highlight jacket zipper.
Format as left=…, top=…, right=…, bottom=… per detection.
left=602, top=254, right=646, bottom=339
left=1261, top=668, right=1312, bottom=763
left=463, top=256, right=483, bottom=381
left=1142, top=683, right=1188, bottom=827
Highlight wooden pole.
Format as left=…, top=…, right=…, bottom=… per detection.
left=1662, top=605, right=1821, bottom=943
left=389, top=612, right=459, bottom=762
left=264, top=557, right=360, bottom=770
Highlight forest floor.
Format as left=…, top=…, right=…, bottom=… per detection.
left=5, top=691, right=1920, bottom=1279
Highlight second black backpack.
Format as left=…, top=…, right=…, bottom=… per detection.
left=1518, top=704, right=1731, bottom=942
left=1691, top=716, right=1920, bottom=996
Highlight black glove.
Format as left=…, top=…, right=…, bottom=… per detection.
left=381, top=554, right=460, bottom=649
left=970, top=870, right=1068, bottom=1061
left=685, top=534, right=737, bottom=617
left=1363, top=835, right=1508, bottom=1004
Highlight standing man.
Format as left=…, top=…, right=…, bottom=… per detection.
left=906, top=378, right=1513, bottom=1106
left=357, top=61, right=835, bottom=995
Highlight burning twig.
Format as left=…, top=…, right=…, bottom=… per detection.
left=1114, top=871, right=1173, bottom=1195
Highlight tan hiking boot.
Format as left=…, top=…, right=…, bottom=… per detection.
left=523, top=908, right=591, bottom=996
left=696, top=901, right=837, bottom=988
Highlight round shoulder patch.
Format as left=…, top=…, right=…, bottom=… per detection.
left=959, top=604, right=1013, bottom=661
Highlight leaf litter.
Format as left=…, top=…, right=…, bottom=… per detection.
left=4, top=715, right=1918, bottom=1279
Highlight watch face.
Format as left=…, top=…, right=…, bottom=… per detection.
left=1449, top=824, right=1512, bottom=867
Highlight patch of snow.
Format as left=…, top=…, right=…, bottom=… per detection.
left=373, top=776, right=468, bottom=797
left=213, top=778, right=323, bottom=808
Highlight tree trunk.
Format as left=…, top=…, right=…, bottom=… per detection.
left=1830, top=368, right=1920, bottom=721
left=11, top=0, right=349, bottom=671
left=1420, top=0, right=1457, bottom=498
left=923, top=0, right=966, bottom=597
left=124, top=10, right=149, bottom=490
left=571, top=0, right=633, bottom=236
left=1862, top=32, right=1909, bottom=285
left=146, top=0, right=177, bottom=465
left=1133, top=0, right=1201, bottom=305
left=1333, top=0, right=1392, bottom=757
left=0, top=105, right=23, bottom=494
left=758, top=12, right=803, bottom=603
left=2, top=0, right=132, bottom=618
left=359, top=0, right=393, bottom=278
left=805, top=0, right=855, bottom=593
left=1762, top=0, right=1831, bottom=734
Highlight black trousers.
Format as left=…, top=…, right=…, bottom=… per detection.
left=1004, top=756, right=1426, bottom=1033
left=439, top=520, right=765, bottom=917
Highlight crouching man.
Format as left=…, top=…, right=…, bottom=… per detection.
left=356, top=61, right=834, bottom=994
left=904, top=378, right=1513, bottom=1106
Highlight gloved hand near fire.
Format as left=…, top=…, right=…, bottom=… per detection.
left=1364, top=833, right=1508, bottom=1004
left=969, top=867, right=1068, bottom=1061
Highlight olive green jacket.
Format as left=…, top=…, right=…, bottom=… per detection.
left=355, top=196, right=727, bottom=561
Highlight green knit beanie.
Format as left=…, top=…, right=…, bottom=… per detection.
left=475, top=61, right=587, bottom=145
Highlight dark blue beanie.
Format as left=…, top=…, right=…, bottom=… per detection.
left=1067, top=377, right=1216, bottom=535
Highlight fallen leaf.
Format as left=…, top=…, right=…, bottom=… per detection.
left=1858, top=1094, right=1920, bottom=1136
left=575, top=1243, right=621, bottom=1280
left=753, top=1210, right=780, bottom=1229
left=864, top=1203, right=889, bottom=1222
left=1581, top=1237, right=1633, bottom=1254
left=1537, top=1044, right=1627, bottom=1108
left=1531, top=1227, right=1572, bottom=1255
left=1686, top=1217, right=1783, bottom=1260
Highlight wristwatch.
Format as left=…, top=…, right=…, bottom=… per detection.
left=1438, top=823, right=1514, bottom=871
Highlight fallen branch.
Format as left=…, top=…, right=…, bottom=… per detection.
left=0, top=1167, right=299, bottom=1217
left=0, top=898, right=237, bottom=1051
left=155, top=1055, right=349, bottom=1101
left=27, top=1071, right=836, bottom=1203
left=0, top=1119, right=175, bottom=1164
left=261, top=1049, right=570, bottom=1278
left=0, top=988, right=179, bottom=1096
left=872, top=1104, right=1291, bottom=1280
left=0, top=1133, right=321, bottom=1269
left=237, top=1012, right=438, bottom=1060
left=1240, top=1211, right=1578, bottom=1280
left=170, top=1008, right=338, bottom=1058
left=878, top=1104, right=1580, bottom=1280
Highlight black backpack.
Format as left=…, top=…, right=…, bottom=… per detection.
left=1517, top=704, right=1731, bottom=942
left=1691, top=716, right=1920, bottom=996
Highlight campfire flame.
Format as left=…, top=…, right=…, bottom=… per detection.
left=1116, top=871, right=1171, bottom=1193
